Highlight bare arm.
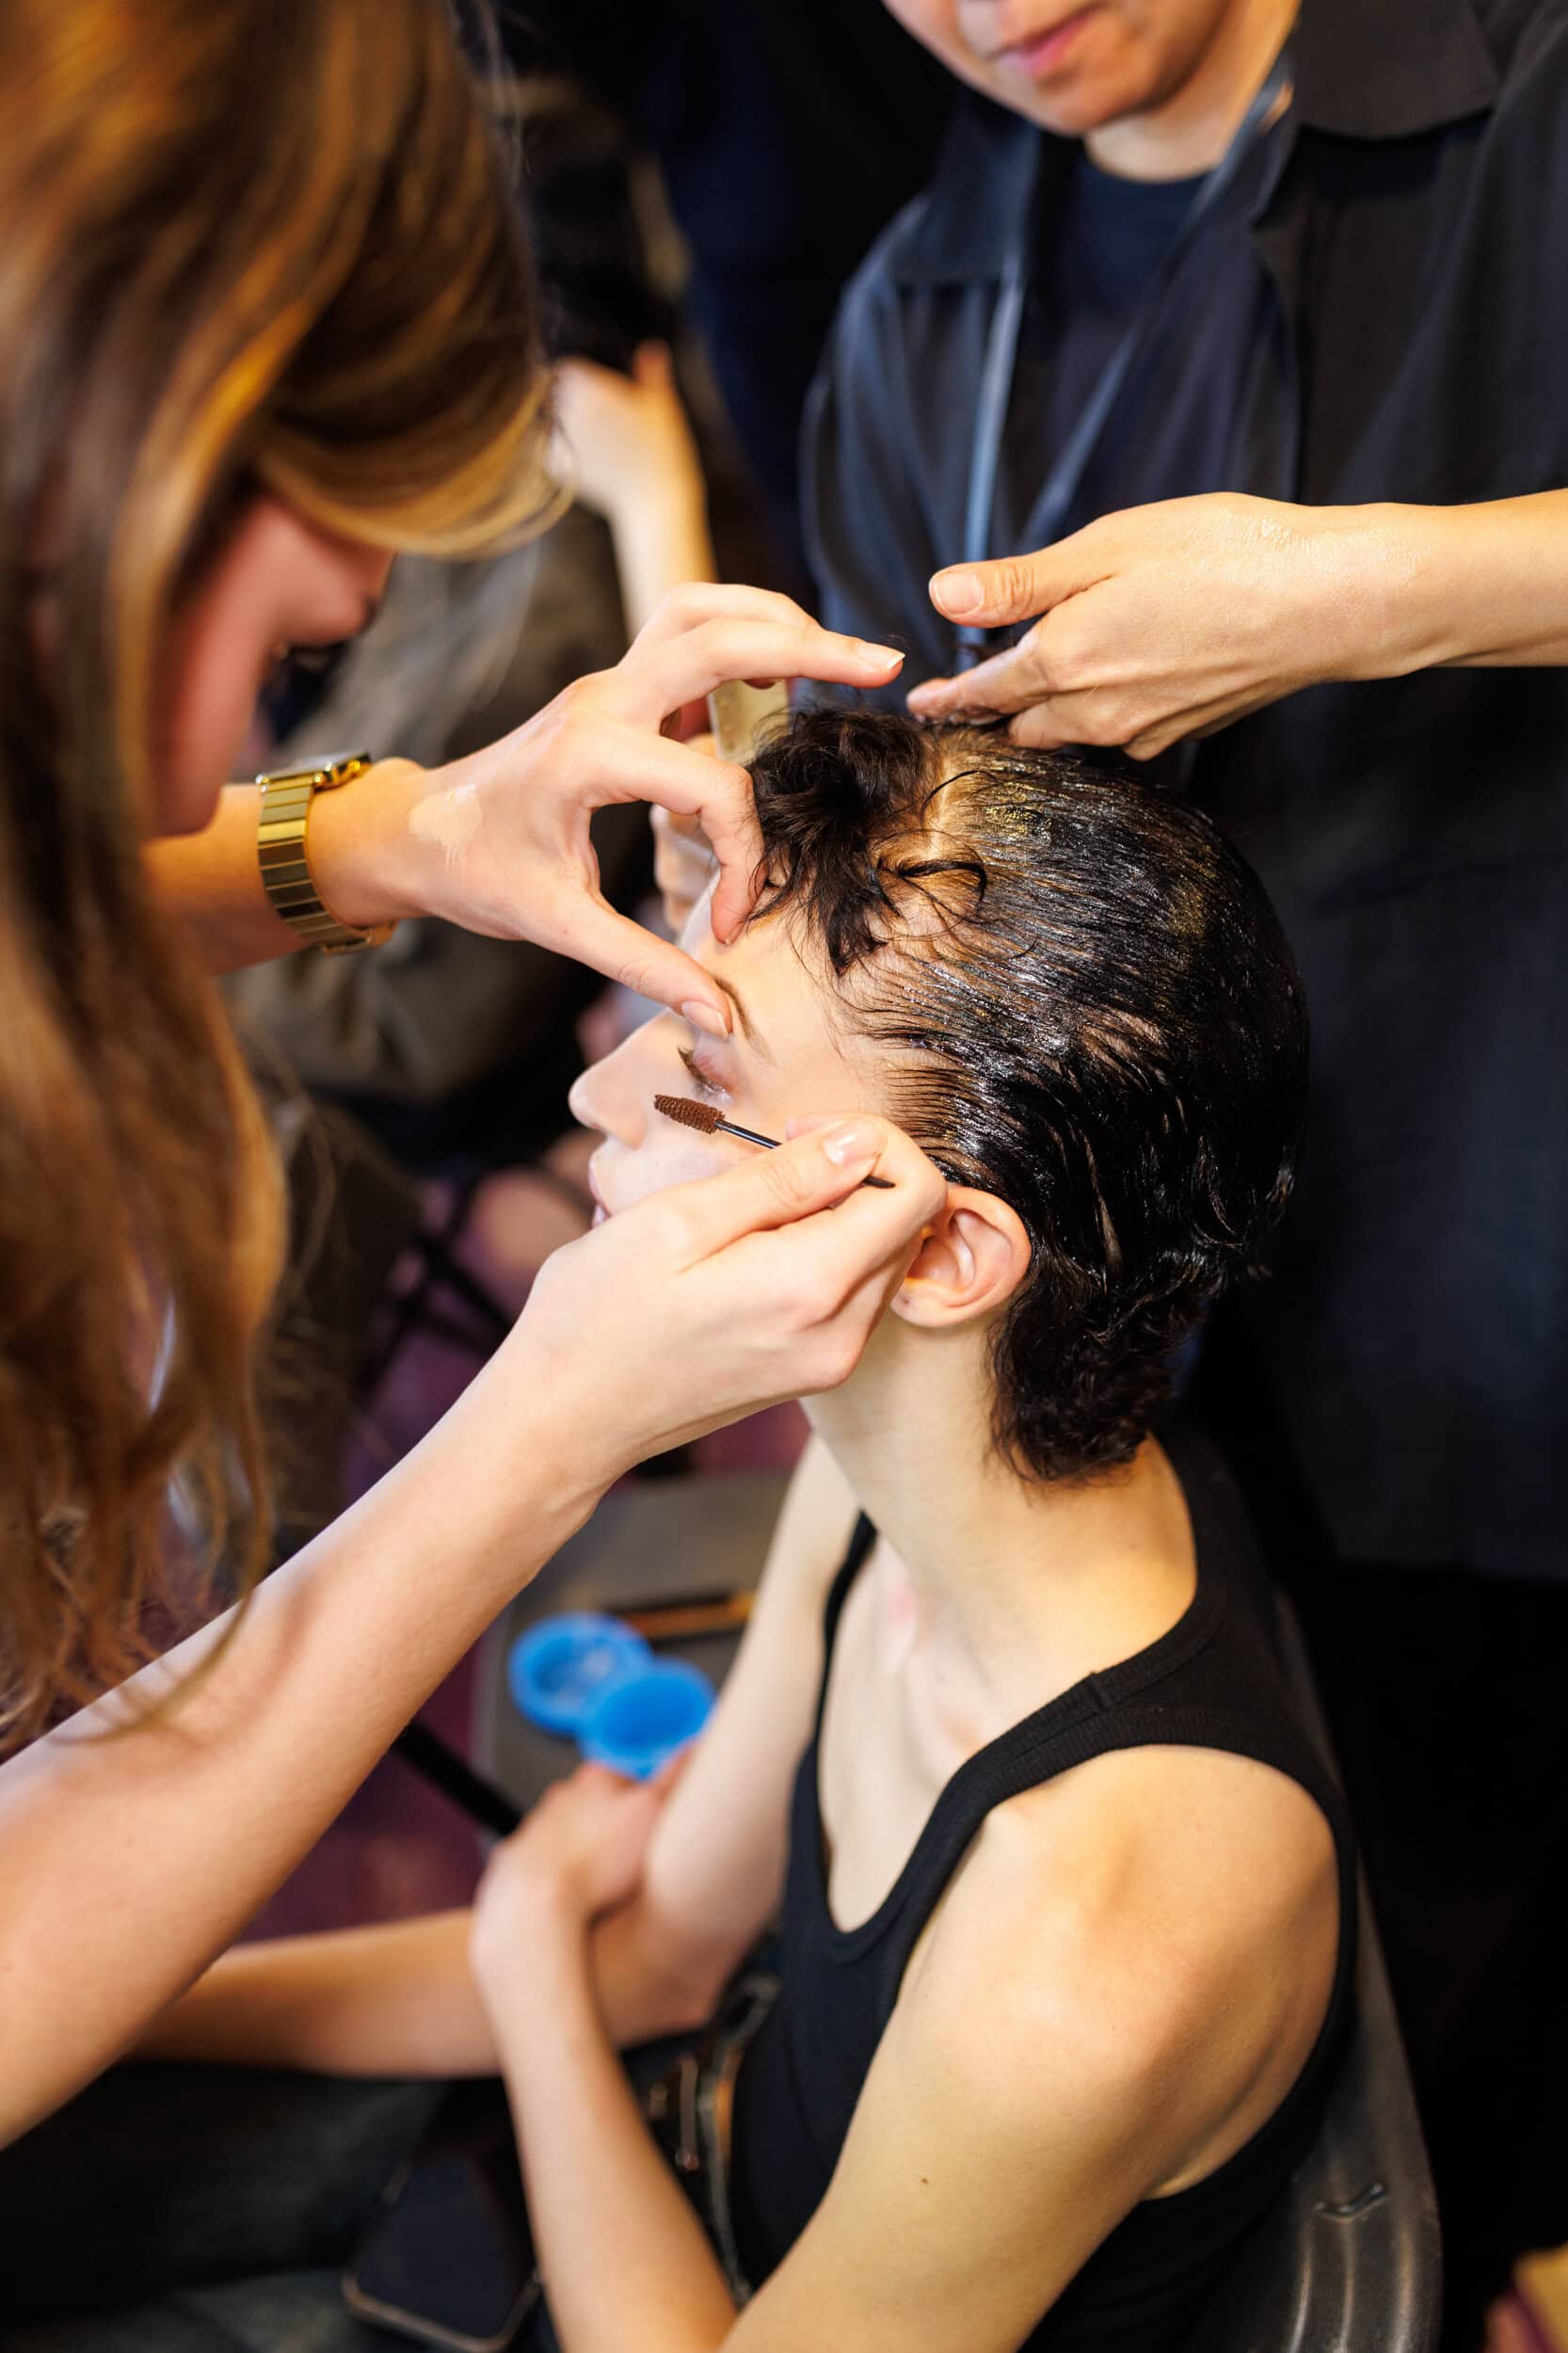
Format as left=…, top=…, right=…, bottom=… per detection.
left=552, top=348, right=716, bottom=638
left=1427, top=490, right=1568, bottom=666
left=0, top=1349, right=594, bottom=2145
left=138, top=1436, right=859, bottom=2076
left=137, top=1913, right=491, bottom=2075
left=142, top=766, right=422, bottom=974
left=588, top=1434, right=858, bottom=2044
left=473, top=1737, right=1339, bottom=2353
left=0, top=1118, right=946, bottom=2149
left=144, top=584, right=903, bottom=999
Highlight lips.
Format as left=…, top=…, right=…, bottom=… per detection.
left=995, top=2, right=1098, bottom=78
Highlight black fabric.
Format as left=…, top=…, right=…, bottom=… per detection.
left=0, top=2066, right=443, bottom=2321
left=1003, top=130, right=1282, bottom=584
left=728, top=1426, right=1357, bottom=2353
left=1284, top=1559, right=1568, bottom=2353
left=504, top=0, right=952, bottom=588
left=803, top=0, right=1568, bottom=1589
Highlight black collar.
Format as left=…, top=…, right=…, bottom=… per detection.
left=893, top=0, right=1500, bottom=286
left=1293, top=0, right=1497, bottom=137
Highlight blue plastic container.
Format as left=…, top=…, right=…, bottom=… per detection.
left=579, top=1658, right=714, bottom=1781
left=507, top=1612, right=651, bottom=1738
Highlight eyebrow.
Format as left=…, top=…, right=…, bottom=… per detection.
left=712, top=975, right=774, bottom=1063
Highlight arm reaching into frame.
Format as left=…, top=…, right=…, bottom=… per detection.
left=138, top=1438, right=859, bottom=2076
left=909, top=490, right=1568, bottom=759
left=148, top=584, right=902, bottom=1025
left=0, top=1126, right=943, bottom=2149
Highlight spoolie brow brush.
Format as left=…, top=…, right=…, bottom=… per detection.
left=654, top=1094, right=894, bottom=1186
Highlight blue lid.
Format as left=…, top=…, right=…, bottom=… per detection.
left=507, top=1612, right=651, bottom=1738
left=579, top=1658, right=714, bottom=1782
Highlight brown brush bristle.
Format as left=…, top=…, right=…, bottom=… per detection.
left=654, top=1093, right=723, bottom=1134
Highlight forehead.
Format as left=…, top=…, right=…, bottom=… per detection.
left=684, top=894, right=879, bottom=1084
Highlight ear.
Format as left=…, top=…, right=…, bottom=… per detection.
left=889, top=1186, right=1032, bottom=1329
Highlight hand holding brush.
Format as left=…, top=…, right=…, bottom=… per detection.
left=655, top=1095, right=895, bottom=1186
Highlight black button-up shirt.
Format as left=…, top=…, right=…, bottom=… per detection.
left=805, top=0, right=1568, bottom=1582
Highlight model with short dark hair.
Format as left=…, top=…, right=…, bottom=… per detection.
left=150, top=712, right=1352, bottom=2353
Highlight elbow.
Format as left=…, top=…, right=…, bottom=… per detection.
left=635, top=1934, right=747, bottom=2044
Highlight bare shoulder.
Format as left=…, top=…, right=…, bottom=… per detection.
left=905, top=1738, right=1341, bottom=2195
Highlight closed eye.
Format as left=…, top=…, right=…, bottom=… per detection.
left=678, top=1045, right=728, bottom=1103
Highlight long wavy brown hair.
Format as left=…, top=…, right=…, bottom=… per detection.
left=0, top=0, right=554, bottom=1749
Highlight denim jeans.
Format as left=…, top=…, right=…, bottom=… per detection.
left=0, top=2062, right=563, bottom=2353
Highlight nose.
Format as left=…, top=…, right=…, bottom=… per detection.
left=568, top=1019, right=662, bottom=1145
left=567, top=1063, right=605, bottom=1135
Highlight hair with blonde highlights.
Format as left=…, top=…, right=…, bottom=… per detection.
left=0, top=0, right=553, bottom=1749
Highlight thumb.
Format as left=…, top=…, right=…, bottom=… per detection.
left=656, top=1119, right=891, bottom=1261
left=928, top=536, right=1093, bottom=630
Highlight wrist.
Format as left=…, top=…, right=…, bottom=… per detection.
left=303, top=756, right=427, bottom=929
left=609, top=475, right=710, bottom=568
left=473, top=1865, right=590, bottom=1998
left=1331, top=503, right=1464, bottom=681
left=488, top=1243, right=653, bottom=1498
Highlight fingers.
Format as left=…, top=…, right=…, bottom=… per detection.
left=651, top=1115, right=937, bottom=1267
left=586, top=717, right=761, bottom=945
left=906, top=632, right=1059, bottom=723
left=629, top=581, right=827, bottom=651
left=562, top=720, right=761, bottom=948
left=536, top=889, right=735, bottom=1029
left=626, top=614, right=903, bottom=719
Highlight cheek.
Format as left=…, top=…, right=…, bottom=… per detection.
left=571, top=1026, right=740, bottom=1211
left=153, top=574, right=272, bottom=836
left=909, top=0, right=999, bottom=81
left=885, top=0, right=958, bottom=49
left=602, top=1127, right=731, bottom=1215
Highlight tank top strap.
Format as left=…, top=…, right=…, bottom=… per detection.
left=824, top=1616, right=1356, bottom=2017
left=884, top=1694, right=1354, bottom=1961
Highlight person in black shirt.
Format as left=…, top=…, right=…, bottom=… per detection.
left=806, top=4, right=1568, bottom=2339
left=504, top=0, right=952, bottom=590
left=140, top=713, right=1350, bottom=2353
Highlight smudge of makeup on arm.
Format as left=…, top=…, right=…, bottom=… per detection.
left=408, top=776, right=482, bottom=865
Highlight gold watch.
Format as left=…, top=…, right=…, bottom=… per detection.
left=255, top=751, right=398, bottom=955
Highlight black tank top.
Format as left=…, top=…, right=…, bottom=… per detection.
left=728, top=1423, right=1357, bottom=2351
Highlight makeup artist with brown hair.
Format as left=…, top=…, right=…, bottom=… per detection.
left=804, top=0, right=1568, bottom=2340
left=0, top=0, right=942, bottom=2164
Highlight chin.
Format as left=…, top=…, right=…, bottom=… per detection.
left=997, top=62, right=1146, bottom=134
left=151, top=775, right=227, bottom=837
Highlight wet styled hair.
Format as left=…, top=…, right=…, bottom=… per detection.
left=749, top=710, right=1308, bottom=1482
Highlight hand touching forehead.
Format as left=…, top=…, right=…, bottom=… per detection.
left=569, top=898, right=890, bottom=1220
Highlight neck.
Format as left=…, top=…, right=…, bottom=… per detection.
left=805, top=1322, right=1194, bottom=1683
left=1086, top=0, right=1297, bottom=181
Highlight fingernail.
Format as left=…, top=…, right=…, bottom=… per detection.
left=855, top=640, right=904, bottom=669
left=820, top=1120, right=877, bottom=1167
left=932, top=568, right=983, bottom=618
left=681, top=998, right=729, bottom=1038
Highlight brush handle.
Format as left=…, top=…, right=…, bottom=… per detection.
left=715, top=1116, right=894, bottom=1189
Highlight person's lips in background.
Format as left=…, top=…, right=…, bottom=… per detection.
left=994, top=3, right=1101, bottom=82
